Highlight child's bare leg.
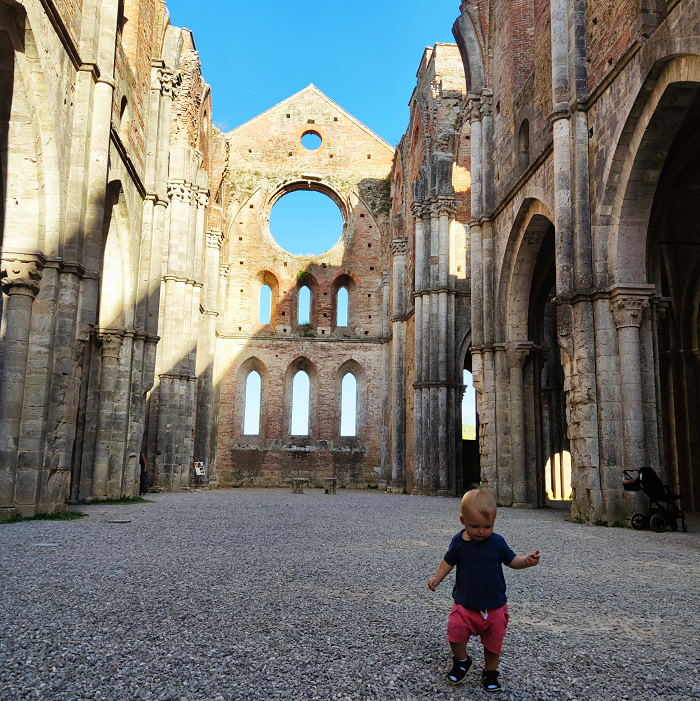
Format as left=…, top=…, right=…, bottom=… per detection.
left=483, top=649, right=499, bottom=671
left=449, top=642, right=468, bottom=660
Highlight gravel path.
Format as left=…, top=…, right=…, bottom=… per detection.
left=1, top=489, right=699, bottom=701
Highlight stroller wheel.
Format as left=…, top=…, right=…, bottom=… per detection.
left=650, top=514, right=666, bottom=533
left=682, top=517, right=688, bottom=533
left=631, top=513, right=645, bottom=530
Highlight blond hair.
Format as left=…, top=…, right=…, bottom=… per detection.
left=461, top=488, right=497, bottom=519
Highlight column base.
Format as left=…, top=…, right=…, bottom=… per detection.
left=437, top=489, right=453, bottom=498
left=0, top=507, right=18, bottom=522
left=411, top=488, right=423, bottom=495
left=512, top=502, right=533, bottom=509
left=389, top=480, right=406, bottom=494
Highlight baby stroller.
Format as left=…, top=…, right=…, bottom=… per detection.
left=622, top=467, right=687, bottom=532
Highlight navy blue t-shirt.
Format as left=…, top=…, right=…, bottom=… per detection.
left=443, top=531, right=516, bottom=610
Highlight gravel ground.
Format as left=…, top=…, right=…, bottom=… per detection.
left=1, top=489, right=699, bottom=701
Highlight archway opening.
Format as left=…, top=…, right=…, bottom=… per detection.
left=340, top=373, right=357, bottom=436
left=243, top=371, right=262, bottom=435
left=528, top=225, right=571, bottom=504
left=649, top=87, right=700, bottom=512
left=269, top=190, right=344, bottom=255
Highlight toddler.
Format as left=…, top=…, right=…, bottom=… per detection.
left=428, top=488, right=540, bottom=691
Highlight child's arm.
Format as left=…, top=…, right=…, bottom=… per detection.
left=507, top=550, right=540, bottom=569
left=428, top=559, right=454, bottom=591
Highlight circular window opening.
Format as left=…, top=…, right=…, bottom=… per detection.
left=300, top=131, right=322, bottom=151
left=269, top=190, right=344, bottom=256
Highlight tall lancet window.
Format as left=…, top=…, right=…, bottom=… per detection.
left=340, top=373, right=357, bottom=436
left=290, top=371, right=310, bottom=435
left=243, top=371, right=262, bottom=435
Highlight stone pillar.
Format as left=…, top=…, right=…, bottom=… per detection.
left=391, top=238, right=408, bottom=492
left=610, top=289, right=653, bottom=470
left=194, top=229, right=223, bottom=483
left=92, top=332, right=124, bottom=498
left=380, top=270, right=391, bottom=488
left=507, top=342, right=533, bottom=506
left=0, top=255, right=44, bottom=517
left=412, top=203, right=425, bottom=494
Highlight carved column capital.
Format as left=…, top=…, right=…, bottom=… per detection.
left=156, top=69, right=181, bottom=99
left=411, top=201, right=427, bottom=219
left=1, top=253, right=46, bottom=297
left=98, top=331, right=124, bottom=358
left=506, top=341, right=534, bottom=369
left=167, top=181, right=189, bottom=203
left=391, top=236, right=408, bottom=257
left=435, top=197, right=457, bottom=218
left=467, top=96, right=482, bottom=123
left=480, top=90, right=493, bottom=118
left=206, top=230, right=225, bottom=249
left=197, top=191, right=210, bottom=210
left=610, top=297, right=650, bottom=329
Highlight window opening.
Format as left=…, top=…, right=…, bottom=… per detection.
left=301, top=131, right=322, bottom=150
left=340, top=373, right=357, bottom=436
left=243, top=371, right=262, bottom=435
left=291, top=371, right=310, bottom=435
left=462, top=369, right=477, bottom=440
left=259, top=285, right=271, bottom=324
left=298, top=286, right=311, bottom=324
left=337, top=287, right=348, bottom=326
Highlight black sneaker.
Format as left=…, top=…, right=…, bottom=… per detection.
left=446, top=655, right=472, bottom=684
left=482, top=669, right=501, bottom=691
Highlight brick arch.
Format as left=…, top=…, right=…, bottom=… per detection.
left=334, top=359, right=367, bottom=440
left=498, top=198, right=554, bottom=343
left=330, top=272, right=358, bottom=330
left=292, top=271, right=319, bottom=329
left=601, top=55, right=700, bottom=287
left=232, top=356, right=270, bottom=440
left=283, top=356, right=319, bottom=439
left=250, top=269, right=280, bottom=329
left=452, top=8, right=485, bottom=93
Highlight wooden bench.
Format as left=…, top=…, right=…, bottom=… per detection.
left=324, top=477, right=338, bottom=494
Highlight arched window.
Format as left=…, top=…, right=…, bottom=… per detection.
left=462, top=369, right=477, bottom=440
left=290, top=371, right=310, bottom=435
left=298, top=285, right=311, bottom=324
left=337, top=287, right=348, bottom=326
left=340, top=373, right=357, bottom=436
left=243, top=371, right=262, bottom=435
left=259, top=284, right=271, bottom=324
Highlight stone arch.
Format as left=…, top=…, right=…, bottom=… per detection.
left=334, top=359, right=367, bottom=440
left=452, top=8, right=485, bottom=93
left=99, top=181, right=135, bottom=331
left=283, top=356, right=319, bottom=439
left=499, top=198, right=555, bottom=342
left=601, top=55, right=700, bottom=286
left=232, top=356, right=270, bottom=440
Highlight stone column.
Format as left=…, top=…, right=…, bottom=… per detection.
left=380, top=270, right=391, bottom=488
left=507, top=342, right=533, bottom=506
left=0, top=255, right=44, bottom=516
left=412, top=203, right=425, bottom=494
left=92, top=331, right=124, bottom=498
left=391, top=238, right=408, bottom=492
left=194, top=229, right=222, bottom=483
left=610, top=289, right=653, bottom=470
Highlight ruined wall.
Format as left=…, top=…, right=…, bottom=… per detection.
left=211, top=86, right=393, bottom=487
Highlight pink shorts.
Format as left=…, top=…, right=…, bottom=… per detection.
left=446, top=603, right=509, bottom=654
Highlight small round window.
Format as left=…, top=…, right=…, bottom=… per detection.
left=301, top=131, right=322, bottom=151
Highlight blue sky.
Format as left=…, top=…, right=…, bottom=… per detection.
left=164, top=0, right=460, bottom=146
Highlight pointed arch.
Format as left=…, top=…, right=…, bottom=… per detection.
left=233, top=356, right=270, bottom=440
left=284, top=357, right=319, bottom=439
left=334, top=359, right=367, bottom=440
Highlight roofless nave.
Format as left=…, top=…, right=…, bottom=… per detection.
left=1, top=0, right=699, bottom=523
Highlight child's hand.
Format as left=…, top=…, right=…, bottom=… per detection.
left=427, top=576, right=440, bottom=591
left=525, top=551, right=540, bottom=567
